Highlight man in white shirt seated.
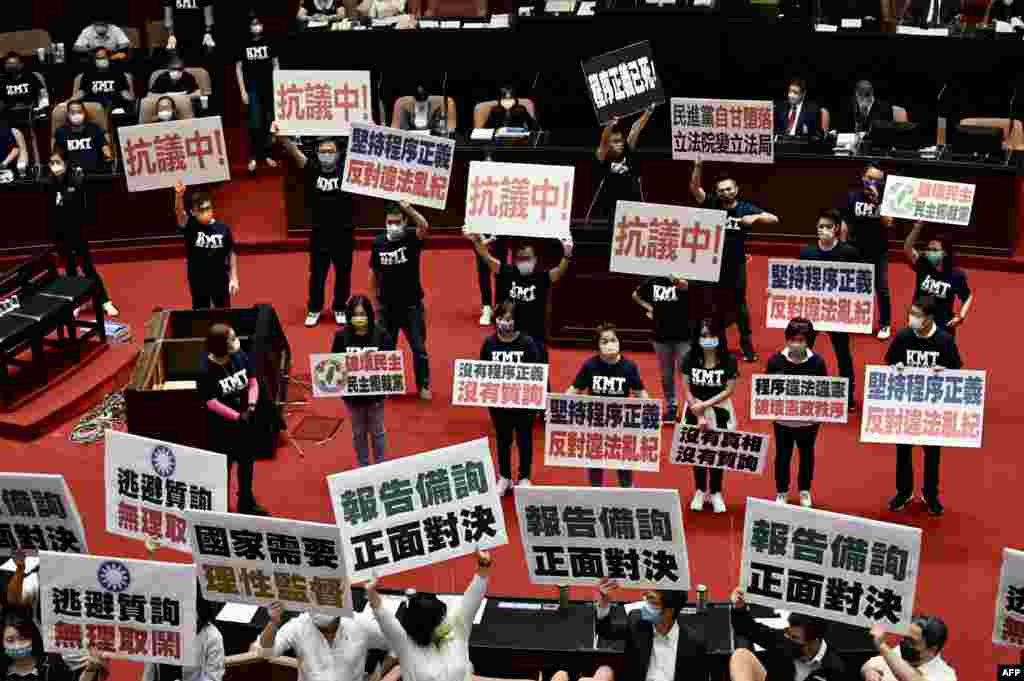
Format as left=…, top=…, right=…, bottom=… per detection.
left=862, top=616, right=956, bottom=681
left=258, top=601, right=393, bottom=681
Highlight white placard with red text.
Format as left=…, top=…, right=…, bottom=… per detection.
left=273, top=70, right=373, bottom=137
left=119, top=116, right=230, bottom=192
left=994, top=548, right=1024, bottom=648
left=464, top=161, right=575, bottom=239
left=610, top=201, right=726, bottom=282
left=452, top=359, right=548, bottom=410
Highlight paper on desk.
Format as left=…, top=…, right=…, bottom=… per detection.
left=997, top=20, right=1013, bottom=32
left=419, top=19, right=439, bottom=27
left=441, top=20, right=461, bottom=28
left=841, top=18, right=862, bottom=28
left=0, top=557, right=39, bottom=573
left=814, top=24, right=839, bottom=32
left=372, top=16, right=402, bottom=26
left=470, top=128, right=495, bottom=141
left=490, top=13, right=511, bottom=26
left=577, top=1, right=596, bottom=14
left=216, top=603, right=260, bottom=624
left=308, top=19, right=329, bottom=28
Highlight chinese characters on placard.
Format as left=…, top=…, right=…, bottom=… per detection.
left=464, top=162, right=575, bottom=239
left=767, top=259, right=875, bottom=334
left=671, top=98, right=774, bottom=164
left=860, top=366, right=985, bottom=448
left=115, top=467, right=213, bottom=549
left=610, top=202, right=726, bottom=281
left=995, top=549, right=1024, bottom=648
left=119, top=117, right=230, bottom=192
left=545, top=394, right=662, bottom=472
left=310, top=351, right=406, bottom=398
left=452, top=360, right=548, bottom=409
left=0, top=479, right=84, bottom=554
left=881, top=176, right=975, bottom=227
left=273, top=70, right=372, bottom=136
left=751, top=375, right=850, bottom=424
left=669, top=425, right=769, bottom=476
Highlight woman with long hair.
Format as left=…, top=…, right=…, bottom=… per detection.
left=903, top=221, right=973, bottom=337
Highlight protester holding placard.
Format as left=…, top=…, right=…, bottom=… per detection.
left=567, top=323, right=649, bottom=488
left=370, top=201, right=432, bottom=400
left=142, top=584, right=224, bottom=681
left=258, top=600, right=390, bottom=681
left=844, top=164, right=894, bottom=340
left=480, top=300, right=543, bottom=494
left=366, top=549, right=493, bottom=681
left=903, top=221, right=973, bottom=337
left=681, top=318, right=739, bottom=513
left=0, top=614, right=82, bottom=681
left=799, top=209, right=860, bottom=410
left=633, top=275, right=693, bottom=423
left=729, top=587, right=848, bottom=681
left=766, top=318, right=828, bottom=509
left=593, top=578, right=709, bottom=681
left=590, top=104, right=654, bottom=222
left=468, top=231, right=572, bottom=362
left=174, top=181, right=238, bottom=309
left=331, top=295, right=395, bottom=467
left=273, top=122, right=354, bottom=327
left=885, top=296, right=962, bottom=517
left=690, top=162, right=778, bottom=362
left=235, top=13, right=279, bottom=174
left=199, top=323, right=269, bottom=516
left=862, top=617, right=957, bottom=681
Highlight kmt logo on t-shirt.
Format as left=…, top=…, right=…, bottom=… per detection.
left=195, top=232, right=224, bottom=249
left=218, top=368, right=248, bottom=394
left=316, top=176, right=340, bottom=192
left=509, top=282, right=536, bottom=303
left=919, top=275, right=951, bottom=299
left=379, top=247, right=408, bottom=266
left=905, top=350, right=939, bottom=368
left=177, top=0, right=199, bottom=8
left=592, top=375, right=626, bottom=394
left=690, top=368, right=724, bottom=387
left=652, top=284, right=677, bottom=302
left=492, top=350, right=525, bottom=363
left=246, top=45, right=269, bottom=61
left=854, top=202, right=879, bottom=218
left=6, top=83, right=29, bottom=96
left=91, top=80, right=116, bottom=94
left=66, top=138, right=92, bottom=151
left=725, top=216, right=741, bottom=231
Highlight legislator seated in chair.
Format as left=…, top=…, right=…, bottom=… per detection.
left=53, top=101, right=111, bottom=172
left=482, top=85, right=538, bottom=130
left=72, top=17, right=130, bottom=61
left=774, top=78, right=824, bottom=137
left=393, top=85, right=456, bottom=134
left=834, top=80, right=895, bottom=133
left=75, top=48, right=135, bottom=114
left=150, top=55, right=201, bottom=96
left=298, top=0, right=349, bottom=24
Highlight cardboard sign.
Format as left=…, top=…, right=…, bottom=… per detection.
left=610, top=201, right=726, bottom=282
left=671, top=98, right=774, bottom=164
left=750, top=374, right=849, bottom=424
left=0, top=473, right=88, bottom=555
left=545, top=393, right=662, bottom=472
left=581, top=41, right=665, bottom=125
left=994, top=548, right=1024, bottom=648
left=119, top=116, right=230, bottom=192
left=309, top=351, right=407, bottom=398
left=464, top=161, right=575, bottom=239
left=273, top=70, right=373, bottom=137
left=767, top=259, right=876, bottom=334
left=452, top=360, right=548, bottom=409
left=668, top=425, right=769, bottom=475
left=880, top=175, right=975, bottom=226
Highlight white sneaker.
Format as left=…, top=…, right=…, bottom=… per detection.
left=479, top=305, right=493, bottom=326
left=776, top=493, right=789, bottom=504
left=877, top=326, right=891, bottom=340
left=247, top=160, right=257, bottom=173
left=690, top=491, right=705, bottom=511
left=517, top=479, right=531, bottom=487
left=419, top=388, right=432, bottom=401
left=799, top=490, right=813, bottom=508
left=496, top=477, right=511, bottom=496
left=102, top=301, right=119, bottom=317
left=72, top=306, right=81, bottom=319
left=335, top=311, right=346, bottom=325
left=305, top=311, right=320, bottom=327
left=710, top=493, right=727, bottom=513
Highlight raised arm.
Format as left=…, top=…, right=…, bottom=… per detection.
left=465, top=228, right=501, bottom=274
left=595, top=117, right=619, bottom=162
left=271, top=122, right=307, bottom=168
left=689, top=159, right=706, bottom=204
left=174, top=180, right=188, bottom=228
left=627, top=104, right=655, bottom=150
left=593, top=578, right=630, bottom=641
left=869, top=626, right=928, bottom=681
left=401, top=200, right=429, bottom=239
left=366, top=578, right=415, bottom=660
left=455, top=550, right=492, bottom=639
left=904, top=220, right=923, bottom=265
left=549, top=238, right=573, bottom=284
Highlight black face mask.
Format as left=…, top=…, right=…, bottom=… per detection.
left=780, top=638, right=803, bottom=659
left=5, top=64, right=22, bottom=76
left=899, top=640, right=922, bottom=664
left=414, top=89, right=428, bottom=103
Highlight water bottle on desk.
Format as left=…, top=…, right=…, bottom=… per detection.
left=696, top=584, right=708, bottom=613
left=558, top=584, right=569, bottom=615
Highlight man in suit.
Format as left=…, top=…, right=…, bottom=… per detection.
left=593, top=577, right=709, bottom=681
left=729, top=588, right=848, bottom=681
left=775, top=79, right=823, bottom=137
left=835, top=80, right=894, bottom=133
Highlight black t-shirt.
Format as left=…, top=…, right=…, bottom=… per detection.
left=331, top=326, right=395, bottom=353
left=370, top=231, right=424, bottom=306
left=913, top=258, right=970, bottom=328
left=799, top=241, right=860, bottom=263
left=239, top=37, right=275, bottom=90
left=484, top=104, right=537, bottom=130
left=845, top=190, right=887, bottom=259
left=198, top=350, right=254, bottom=414
left=165, top=0, right=210, bottom=37
left=702, top=196, right=763, bottom=276
left=183, top=216, right=234, bottom=282
left=766, top=349, right=828, bottom=377
left=480, top=333, right=542, bottom=364
left=597, top=148, right=641, bottom=213
left=150, top=70, right=200, bottom=95
left=635, top=277, right=692, bottom=342
left=571, top=356, right=644, bottom=397
left=79, top=68, right=129, bottom=105
left=54, top=123, right=107, bottom=172
left=305, top=160, right=351, bottom=231
left=0, top=72, right=41, bottom=109
left=496, top=263, right=551, bottom=342
left=304, top=0, right=341, bottom=13
left=885, top=327, right=962, bottom=369
left=681, top=350, right=739, bottom=402
left=46, top=173, right=89, bottom=237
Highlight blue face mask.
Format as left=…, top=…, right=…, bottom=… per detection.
left=640, top=603, right=662, bottom=624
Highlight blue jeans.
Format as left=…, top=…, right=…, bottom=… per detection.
left=380, top=302, right=430, bottom=390
left=345, top=398, right=386, bottom=466
left=246, top=87, right=274, bottom=161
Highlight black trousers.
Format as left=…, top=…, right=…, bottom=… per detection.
left=476, top=238, right=509, bottom=308
left=829, top=331, right=855, bottom=402
left=896, top=445, right=942, bottom=499
left=685, top=406, right=728, bottom=493
left=55, top=232, right=109, bottom=304
left=489, top=407, right=535, bottom=480
left=308, top=230, right=354, bottom=313
left=773, top=423, right=820, bottom=493
left=188, top=273, right=230, bottom=309
left=209, top=417, right=256, bottom=504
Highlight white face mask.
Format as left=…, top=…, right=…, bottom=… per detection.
left=229, top=337, right=241, bottom=354
left=251, top=24, right=263, bottom=35
left=318, top=153, right=338, bottom=167
left=600, top=340, right=620, bottom=357
left=699, top=337, right=719, bottom=349
left=496, top=318, right=515, bottom=335
left=908, top=314, right=925, bottom=331
left=157, top=109, right=174, bottom=121
left=515, top=259, right=536, bottom=276
left=817, top=227, right=835, bottom=243
left=169, top=69, right=183, bottom=81
left=386, top=223, right=405, bottom=241
left=500, top=98, right=515, bottom=110
left=311, top=614, right=337, bottom=629
left=69, top=113, right=84, bottom=126
left=787, top=341, right=808, bottom=357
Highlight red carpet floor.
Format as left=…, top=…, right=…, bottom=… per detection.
left=6, top=242, right=1021, bottom=678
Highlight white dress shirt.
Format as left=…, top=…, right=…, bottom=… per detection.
left=793, top=638, right=827, bottom=681
left=260, top=611, right=389, bottom=681
left=372, top=574, right=488, bottom=681
left=142, top=624, right=225, bottom=681
left=787, top=101, right=804, bottom=135
left=646, top=620, right=679, bottom=681
left=865, top=648, right=957, bottom=681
